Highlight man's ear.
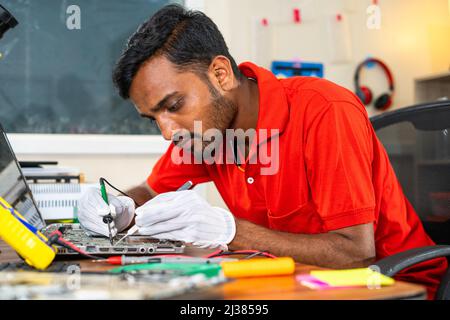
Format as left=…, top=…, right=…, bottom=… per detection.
left=208, top=56, right=238, bottom=92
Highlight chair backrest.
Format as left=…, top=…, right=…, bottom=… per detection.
left=371, top=101, right=450, bottom=245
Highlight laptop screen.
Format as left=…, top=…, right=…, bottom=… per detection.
left=0, top=124, right=45, bottom=229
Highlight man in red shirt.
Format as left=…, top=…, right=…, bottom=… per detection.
left=78, top=5, right=447, bottom=298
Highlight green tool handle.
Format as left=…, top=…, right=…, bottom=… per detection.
left=109, top=263, right=222, bottom=279
left=99, top=178, right=109, bottom=204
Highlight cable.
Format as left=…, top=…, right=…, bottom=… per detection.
left=99, top=177, right=142, bottom=207
left=205, top=250, right=277, bottom=259
left=243, top=251, right=266, bottom=259
left=205, top=249, right=223, bottom=259
left=99, top=177, right=132, bottom=198
left=48, top=230, right=103, bottom=260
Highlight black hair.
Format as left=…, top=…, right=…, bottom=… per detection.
left=112, top=4, right=242, bottom=99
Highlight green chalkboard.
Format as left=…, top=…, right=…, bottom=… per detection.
left=0, top=0, right=177, bottom=134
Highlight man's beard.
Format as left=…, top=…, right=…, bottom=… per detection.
left=175, top=79, right=238, bottom=161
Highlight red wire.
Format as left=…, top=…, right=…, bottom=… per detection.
left=57, top=237, right=89, bottom=255
left=49, top=230, right=98, bottom=258
left=204, top=249, right=223, bottom=258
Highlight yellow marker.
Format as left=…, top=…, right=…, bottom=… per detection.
left=221, top=257, right=295, bottom=278
left=0, top=197, right=56, bottom=270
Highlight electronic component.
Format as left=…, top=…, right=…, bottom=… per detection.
left=41, top=223, right=185, bottom=255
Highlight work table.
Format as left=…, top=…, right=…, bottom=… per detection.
left=0, top=240, right=426, bottom=300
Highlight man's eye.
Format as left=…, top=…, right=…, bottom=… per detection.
left=167, top=99, right=183, bottom=112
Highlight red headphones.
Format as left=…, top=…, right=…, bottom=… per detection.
left=354, top=58, right=395, bottom=111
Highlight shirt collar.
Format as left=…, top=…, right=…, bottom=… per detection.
left=238, top=62, right=290, bottom=139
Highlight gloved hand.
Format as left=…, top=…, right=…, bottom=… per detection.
left=135, top=190, right=236, bottom=250
left=77, top=188, right=135, bottom=237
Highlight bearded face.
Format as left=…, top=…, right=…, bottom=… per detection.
left=130, top=55, right=238, bottom=163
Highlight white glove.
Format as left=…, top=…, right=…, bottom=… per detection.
left=135, top=190, right=236, bottom=250
left=77, top=187, right=135, bottom=237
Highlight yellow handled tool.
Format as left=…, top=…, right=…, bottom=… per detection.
left=221, top=257, right=295, bottom=278
left=0, top=197, right=56, bottom=270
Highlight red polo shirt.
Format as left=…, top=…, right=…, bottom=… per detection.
left=147, top=62, right=447, bottom=298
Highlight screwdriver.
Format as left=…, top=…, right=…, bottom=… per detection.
left=92, top=255, right=237, bottom=265
left=100, top=178, right=114, bottom=245
left=113, top=180, right=193, bottom=247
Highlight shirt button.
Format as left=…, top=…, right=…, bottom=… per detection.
left=247, top=177, right=254, bottom=184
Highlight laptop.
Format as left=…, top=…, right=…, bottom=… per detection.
left=0, top=123, right=185, bottom=256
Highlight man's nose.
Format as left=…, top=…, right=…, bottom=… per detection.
left=158, top=119, right=180, bottom=141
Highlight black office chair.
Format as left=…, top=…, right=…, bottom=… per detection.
left=370, top=100, right=450, bottom=300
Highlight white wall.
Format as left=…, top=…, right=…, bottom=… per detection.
left=9, top=134, right=170, bottom=188
left=204, top=0, right=450, bottom=117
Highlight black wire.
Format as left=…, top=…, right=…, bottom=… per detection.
left=209, top=251, right=273, bottom=259
left=99, top=177, right=132, bottom=198
left=100, top=177, right=141, bottom=206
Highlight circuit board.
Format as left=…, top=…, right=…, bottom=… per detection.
left=41, top=223, right=185, bottom=255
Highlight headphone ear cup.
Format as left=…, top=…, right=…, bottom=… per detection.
left=374, top=93, right=392, bottom=110
left=356, top=86, right=373, bottom=105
